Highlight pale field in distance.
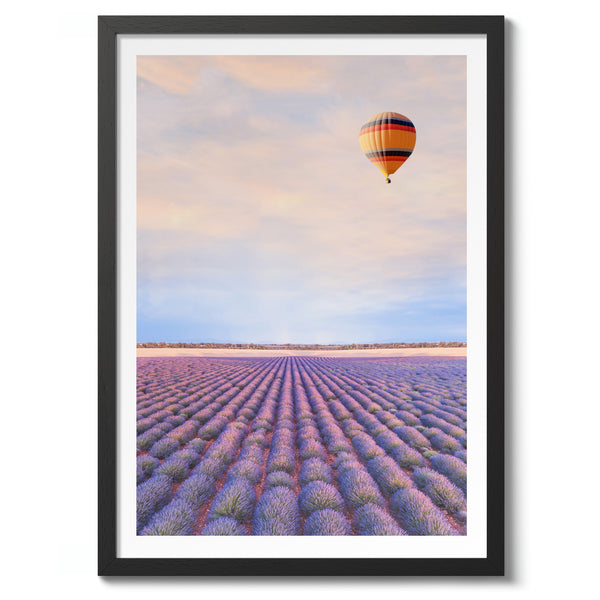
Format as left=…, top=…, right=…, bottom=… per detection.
left=137, top=348, right=467, bottom=358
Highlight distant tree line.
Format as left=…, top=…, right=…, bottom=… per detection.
left=137, top=341, right=467, bottom=349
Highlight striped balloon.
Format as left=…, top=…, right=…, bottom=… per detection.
left=359, top=112, right=416, bottom=183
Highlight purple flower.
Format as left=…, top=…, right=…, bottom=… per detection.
left=264, top=471, right=295, bottom=490
left=252, top=486, right=299, bottom=535
left=137, top=455, right=159, bottom=484
left=389, top=443, right=426, bottom=469
left=430, top=432, right=462, bottom=454
left=207, top=477, right=256, bottom=523
left=354, top=503, right=406, bottom=536
left=430, top=454, right=467, bottom=492
left=304, top=509, right=351, bottom=536
left=298, top=480, right=345, bottom=515
left=366, top=455, right=412, bottom=496
left=338, top=469, right=385, bottom=509
left=412, top=468, right=466, bottom=513
left=136, top=474, right=173, bottom=532
left=393, top=426, right=431, bottom=450
left=175, top=473, right=215, bottom=509
left=140, top=499, right=196, bottom=536
left=149, top=437, right=180, bottom=459
left=389, top=488, right=456, bottom=535
left=202, top=517, right=247, bottom=536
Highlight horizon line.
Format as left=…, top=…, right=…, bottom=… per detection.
left=137, top=341, right=467, bottom=346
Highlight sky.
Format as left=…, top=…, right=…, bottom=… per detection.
left=137, top=55, right=466, bottom=344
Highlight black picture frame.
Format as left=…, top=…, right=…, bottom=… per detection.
left=99, top=15, right=504, bottom=576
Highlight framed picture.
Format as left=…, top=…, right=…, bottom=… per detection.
left=98, top=15, right=504, bottom=576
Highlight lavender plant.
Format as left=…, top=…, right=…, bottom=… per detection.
left=136, top=455, right=159, bottom=484
left=264, top=471, right=295, bottom=490
left=366, top=455, right=412, bottom=496
left=175, top=472, right=215, bottom=509
left=412, top=468, right=466, bottom=513
left=353, top=503, right=406, bottom=536
left=304, top=509, right=351, bottom=536
left=298, top=481, right=345, bottom=515
left=156, top=457, right=190, bottom=482
left=338, top=469, right=385, bottom=509
left=299, top=458, right=333, bottom=486
left=136, top=474, right=173, bottom=532
left=149, top=437, right=181, bottom=459
left=389, top=443, right=427, bottom=469
left=430, top=432, right=462, bottom=454
left=389, top=488, right=456, bottom=535
left=207, top=477, right=256, bottom=523
left=430, top=454, right=467, bottom=492
left=252, top=486, right=300, bottom=535
left=140, top=499, right=196, bottom=536
left=201, top=517, right=247, bottom=536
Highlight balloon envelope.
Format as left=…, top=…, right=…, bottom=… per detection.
left=359, top=112, right=416, bottom=180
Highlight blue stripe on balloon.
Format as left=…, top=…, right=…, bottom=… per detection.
left=360, top=118, right=414, bottom=130
left=365, top=149, right=413, bottom=158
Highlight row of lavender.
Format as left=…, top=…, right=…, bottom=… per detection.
left=136, top=356, right=467, bottom=535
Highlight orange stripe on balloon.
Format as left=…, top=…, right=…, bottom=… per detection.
left=360, top=124, right=415, bottom=135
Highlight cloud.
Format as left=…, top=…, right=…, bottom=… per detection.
left=137, top=56, right=205, bottom=95
left=136, top=55, right=466, bottom=342
left=138, top=55, right=338, bottom=96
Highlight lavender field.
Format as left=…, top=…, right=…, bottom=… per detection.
left=136, top=356, right=467, bottom=536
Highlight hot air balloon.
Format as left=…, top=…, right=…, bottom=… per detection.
left=359, top=112, right=416, bottom=183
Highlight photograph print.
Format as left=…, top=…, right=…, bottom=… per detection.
left=135, top=54, right=469, bottom=538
